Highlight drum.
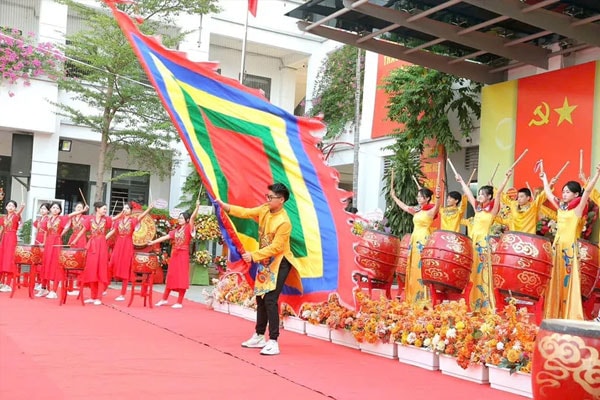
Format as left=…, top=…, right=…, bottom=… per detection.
left=132, top=212, right=157, bottom=247
left=420, top=230, right=473, bottom=293
left=354, top=230, right=402, bottom=284
left=395, top=234, right=411, bottom=284
left=532, top=319, right=600, bottom=400
left=15, top=244, right=43, bottom=265
left=58, top=248, right=87, bottom=270
left=578, top=239, right=599, bottom=300
left=132, top=252, right=160, bottom=273
left=491, top=232, right=553, bottom=301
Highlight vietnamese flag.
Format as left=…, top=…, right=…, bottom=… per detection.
left=248, top=0, right=258, bottom=16
left=514, top=62, right=596, bottom=189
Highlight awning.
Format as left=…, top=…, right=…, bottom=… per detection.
left=286, top=0, right=600, bottom=83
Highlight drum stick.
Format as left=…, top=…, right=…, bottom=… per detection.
left=509, top=149, right=528, bottom=170
left=411, top=175, right=421, bottom=189
left=112, top=199, right=119, bottom=216
left=553, top=161, right=570, bottom=182
left=466, top=168, right=477, bottom=186
left=447, top=158, right=459, bottom=177
left=436, top=162, right=441, bottom=188
left=579, top=149, right=583, bottom=175
left=489, top=163, right=499, bottom=183
left=78, top=188, right=88, bottom=208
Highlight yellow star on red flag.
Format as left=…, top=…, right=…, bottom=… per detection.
left=553, top=97, right=577, bottom=126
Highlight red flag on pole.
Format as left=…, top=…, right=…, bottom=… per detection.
left=248, top=0, right=258, bottom=16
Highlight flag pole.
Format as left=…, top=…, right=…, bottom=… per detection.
left=239, top=8, right=249, bottom=83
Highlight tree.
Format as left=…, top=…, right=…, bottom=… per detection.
left=55, top=0, right=219, bottom=202
left=309, top=45, right=364, bottom=140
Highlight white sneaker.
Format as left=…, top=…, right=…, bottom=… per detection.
left=0, top=285, right=12, bottom=293
left=45, top=291, right=58, bottom=299
left=84, top=299, right=95, bottom=304
left=34, top=283, right=42, bottom=290
left=35, top=289, right=49, bottom=297
left=93, top=299, right=102, bottom=306
left=241, top=333, right=267, bottom=348
left=155, top=299, right=169, bottom=307
left=594, top=316, right=600, bottom=323
left=67, top=290, right=80, bottom=296
left=171, top=303, right=183, bottom=309
left=260, top=340, right=280, bottom=356
left=102, top=291, right=107, bottom=296
left=115, top=295, right=126, bottom=301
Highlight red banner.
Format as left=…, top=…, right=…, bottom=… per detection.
left=372, top=55, right=411, bottom=139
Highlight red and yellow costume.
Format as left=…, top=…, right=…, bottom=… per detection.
left=165, top=224, right=192, bottom=290
left=41, top=215, right=69, bottom=283
left=68, top=215, right=87, bottom=248
left=440, top=195, right=467, bottom=232
left=109, top=215, right=140, bottom=280
left=33, top=215, right=49, bottom=245
left=81, top=216, right=112, bottom=286
left=0, top=212, right=20, bottom=274
left=467, top=202, right=496, bottom=313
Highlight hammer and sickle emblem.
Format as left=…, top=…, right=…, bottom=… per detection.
left=528, top=102, right=550, bottom=126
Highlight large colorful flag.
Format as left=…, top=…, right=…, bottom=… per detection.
left=104, top=1, right=357, bottom=310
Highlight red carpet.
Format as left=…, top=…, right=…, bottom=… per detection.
left=0, top=288, right=528, bottom=400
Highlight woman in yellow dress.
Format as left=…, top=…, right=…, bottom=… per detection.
left=390, top=172, right=440, bottom=306
left=540, top=162, right=600, bottom=320
left=456, top=169, right=511, bottom=313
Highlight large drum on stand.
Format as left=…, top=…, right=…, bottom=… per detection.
left=58, top=247, right=87, bottom=270
left=420, top=230, right=473, bottom=294
left=132, top=252, right=160, bottom=274
left=532, top=319, right=600, bottom=400
left=578, top=239, right=599, bottom=300
left=395, top=234, right=411, bottom=284
left=132, top=212, right=157, bottom=247
left=15, top=244, right=44, bottom=265
left=491, top=232, right=553, bottom=302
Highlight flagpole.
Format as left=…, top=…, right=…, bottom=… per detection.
left=239, top=8, right=249, bottom=83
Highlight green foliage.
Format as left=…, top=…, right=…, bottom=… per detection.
left=177, top=162, right=209, bottom=210
left=382, top=65, right=481, bottom=154
left=382, top=136, right=424, bottom=236
left=54, top=0, right=219, bottom=201
left=18, top=219, right=32, bottom=243
left=309, top=45, right=364, bottom=139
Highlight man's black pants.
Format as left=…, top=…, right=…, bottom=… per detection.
left=255, top=258, right=291, bottom=341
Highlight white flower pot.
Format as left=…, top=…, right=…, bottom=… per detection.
left=228, top=304, right=246, bottom=319
left=305, top=323, right=331, bottom=341
left=240, top=307, right=256, bottom=322
left=439, top=355, right=489, bottom=384
left=359, top=341, right=398, bottom=359
left=488, top=365, right=532, bottom=398
left=212, top=301, right=229, bottom=314
left=330, top=329, right=360, bottom=349
left=397, top=344, right=440, bottom=371
left=283, top=316, right=306, bottom=334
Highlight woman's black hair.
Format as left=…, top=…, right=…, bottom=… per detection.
left=93, top=201, right=106, bottom=210
left=447, top=191, right=461, bottom=203
left=563, top=181, right=582, bottom=197
left=479, top=185, right=494, bottom=199
left=40, top=202, right=51, bottom=211
left=418, top=188, right=433, bottom=203
left=50, top=201, right=62, bottom=213
left=517, top=188, right=532, bottom=198
left=180, top=211, right=191, bottom=222
left=7, top=200, right=17, bottom=208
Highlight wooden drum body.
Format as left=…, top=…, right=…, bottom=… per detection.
left=491, top=232, right=553, bottom=301
left=59, top=248, right=87, bottom=270
left=353, top=230, right=402, bottom=284
left=15, top=244, right=43, bottom=265
left=578, top=239, right=599, bottom=299
left=532, top=319, right=600, bottom=400
left=132, top=252, right=160, bottom=274
left=420, top=230, right=473, bottom=293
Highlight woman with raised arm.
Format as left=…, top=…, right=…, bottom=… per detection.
left=36, top=202, right=88, bottom=299
left=539, top=161, right=600, bottom=320
left=68, top=202, right=89, bottom=248
left=107, top=201, right=154, bottom=301
left=390, top=171, right=441, bottom=306
left=148, top=200, right=200, bottom=309
left=80, top=202, right=112, bottom=305
left=33, top=203, right=51, bottom=245
left=457, top=168, right=511, bottom=313
left=0, top=200, right=24, bottom=293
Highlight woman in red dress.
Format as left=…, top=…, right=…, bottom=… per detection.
left=81, top=201, right=112, bottom=305
left=148, top=201, right=200, bottom=309
left=68, top=202, right=89, bottom=248
left=33, top=203, right=51, bottom=245
left=0, top=200, right=24, bottom=292
left=37, top=202, right=88, bottom=299
left=107, top=201, right=154, bottom=301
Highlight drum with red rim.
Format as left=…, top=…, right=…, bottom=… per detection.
left=491, top=232, right=553, bottom=301
left=578, top=239, right=599, bottom=299
left=15, top=244, right=43, bottom=265
left=132, top=252, right=160, bottom=274
left=354, top=229, right=402, bottom=284
left=59, top=247, right=87, bottom=270
left=420, top=230, right=473, bottom=293
left=532, top=319, right=600, bottom=400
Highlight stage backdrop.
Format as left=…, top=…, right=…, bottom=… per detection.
left=480, top=61, right=599, bottom=190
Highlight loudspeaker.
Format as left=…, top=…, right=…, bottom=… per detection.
left=11, top=134, right=33, bottom=177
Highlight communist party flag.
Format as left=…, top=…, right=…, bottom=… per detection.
left=514, top=62, right=595, bottom=189
left=104, top=1, right=357, bottom=311
left=248, top=0, right=258, bottom=17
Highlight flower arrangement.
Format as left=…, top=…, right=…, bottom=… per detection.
left=582, top=199, right=598, bottom=240
left=536, top=216, right=557, bottom=239
left=213, top=254, right=228, bottom=272
left=281, top=303, right=297, bottom=318
left=193, top=249, right=213, bottom=268
left=0, top=27, right=64, bottom=95
left=195, top=214, right=222, bottom=242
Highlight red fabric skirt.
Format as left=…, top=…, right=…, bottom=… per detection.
left=81, top=236, right=109, bottom=284
left=109, top=235, right=134, bottom=280
left=42, top=234, right=65, bottom=282
left=0, top=232, right=17, bottom=273
left=165, top=248, right=190, bottom=290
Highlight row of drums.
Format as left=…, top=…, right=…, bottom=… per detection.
left=13, top=244, right=161, bottom=274
left=354, top=229, right=600, bottom=302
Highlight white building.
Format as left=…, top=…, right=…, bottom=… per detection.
left=0, top=0, right=324, bottom=222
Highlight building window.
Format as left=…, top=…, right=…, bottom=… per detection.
left=56, top=162, right=91, bottom=214
left=243, top=74, right=271, bottom=100
left=465, top=146, right=479, bottom=174
left=110, top=168, right=149, bottom=213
